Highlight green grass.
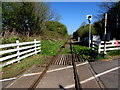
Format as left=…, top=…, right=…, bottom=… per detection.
left=61, top=46, right=71, bottom=54
left=2, top=54, right=46, bottom=79
left=73, top=45, right=90, bottom=54
left=107, top=50, right=120, bottom=56
left=72, top=45, right=106, bottom=61
left=40, top=39, right=65, bottom=56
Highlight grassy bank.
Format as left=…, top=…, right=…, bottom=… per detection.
left=41, top=39, right=65, bottom=56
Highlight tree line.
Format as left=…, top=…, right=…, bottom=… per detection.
left=1, top=2, right=68, bottom=38
left=73, top=2, right=120, bottom=41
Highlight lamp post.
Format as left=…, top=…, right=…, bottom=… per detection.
left=86, top=15, right=92, bottom=48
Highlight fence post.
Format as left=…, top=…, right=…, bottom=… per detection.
left=16, top=40, right=20, bottom=62
left=34, top=39, right=37, bottom=54
left=92, top=41, right=94, bottom=50
left=104, top=43, right=107, bottom=54
left=98, top=43, right=101, bottom=53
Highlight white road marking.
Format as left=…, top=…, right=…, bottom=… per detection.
left=1, top=62, right=88, bottom=82
left=95, top=66, right=120, bottom=78
left=65, top=66, right=120, bottom=88
left=23, top=72, right=42, bottom=77
left=0, top=77, right=16, bottom=82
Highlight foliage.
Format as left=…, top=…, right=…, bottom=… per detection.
left=1, top=36, right=21, bottom=44
left=2, top=2, right=54, bottom=36
left=73, top=24, right=94, bottom=40
left=73, top=45, right=99, bottom=61
left=95, top=2, right=120, bottom=39
left=73, top=45, right=90, bottom=54
left=93, top=20, right=103, bottom=37
left=40, top=39, right=65, bottom=56
left=61, top=47, right=71, bottom=54
left=45, top=21, right=68, bottom=36
left=108, top=50, right=120, bottom=56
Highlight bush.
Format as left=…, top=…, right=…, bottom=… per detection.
left=73, top=45, right=90, bottom=54
left=40, top=40, right=64, bottom=56
left=108, top=50, right=120, bottom=56
left=2, top=37, right=21, bottom=44
left=73, top=45, right=99, bottom=62
left=45, top=21, right=68, bottom=36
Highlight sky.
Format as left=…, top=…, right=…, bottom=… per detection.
left=50, top=2, right=102, bottom=35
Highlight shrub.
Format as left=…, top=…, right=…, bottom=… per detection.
left=45, top=21, right=68, bottom=36
left=73, top=45, right=99, bottom=61
left=73, top=45, right=90, bottom=54
left=2, top=37, right=21, bottom=44
left=108, top=50, right=120, bottom=56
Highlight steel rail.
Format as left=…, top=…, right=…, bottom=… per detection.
left=70, top=38, right=82, bottom=90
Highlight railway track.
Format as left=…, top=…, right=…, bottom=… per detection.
left=28, top=38, right=84, bottom=90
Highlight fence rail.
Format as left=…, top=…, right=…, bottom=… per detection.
left=0, top=39, right=41, bottom=67
left=92, top=40, right=120, bottom=53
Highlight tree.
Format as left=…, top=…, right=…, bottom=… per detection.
left=95, top=2, right=120, bottom=39
left=95, top=2, right=114, bottom=19
left=93, top=20, right=103, bottom=35
left=2, top=2, right=55, bottom=36
left=45, top=21, right=68, bottom=36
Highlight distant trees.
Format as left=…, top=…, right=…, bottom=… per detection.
left=73, top=2, right=120, bottom=41
left=2, top=2, right=66, bottom=37
left=95, top=2, right=120, bottom=39
left=45, top=21, right=68, bottom=36
left=93, top=20, right=103, bottom=36
left=73, top=24, right=91, bottom=40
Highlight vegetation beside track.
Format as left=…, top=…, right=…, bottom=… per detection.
left=2, top=54, right=44, bottom=79
left=72, top=44, right=120, bottom=62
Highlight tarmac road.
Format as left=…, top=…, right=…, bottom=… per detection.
left=90, top=56, right=120, bottom=89
left=2, top=56, right=120, bottom=89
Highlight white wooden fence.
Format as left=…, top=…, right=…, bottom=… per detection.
left=0, top=39, right=41, bottom=67
left=92, top=40, right=120, bottom=54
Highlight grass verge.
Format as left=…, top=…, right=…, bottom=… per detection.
left=61, top=46, right=71, bottom=54
left=2, top=54, right=46, bottom=79
left=40, top=39, right=65, bottom=56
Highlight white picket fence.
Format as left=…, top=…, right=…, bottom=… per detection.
left=92, top=40, right=120, bottom=54
left=0, top=39, right=41, bottom=67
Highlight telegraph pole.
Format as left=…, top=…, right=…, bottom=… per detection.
left=104, top=13, right=107, bottom=54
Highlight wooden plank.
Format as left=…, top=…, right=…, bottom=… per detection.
left=99, top=44, right=120, bottom=47
left=19, top=45, right=35, bottom=51
left=2, top=50, right=41, bottom=67
left=106, top=47, right=120, bottom=51
left=0, top=41, right=40, bottom=49
left=0, top=44, right=40, bottom=55
left=0, top=43, right=18, bottom=49
left=0, top=48, right=18, bottom=55
left=19, top=48, right=35, bottom=56
left=0, top=53, right=17, bottom=62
